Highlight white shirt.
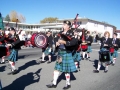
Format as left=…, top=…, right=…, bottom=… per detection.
left=28, top=34, right=32, bottom=38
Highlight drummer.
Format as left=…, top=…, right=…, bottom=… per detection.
left=110, top=33, right=119, bottom=65
left=82, top=31, right=93, bottom=60
left=93, top=31, right=112, bottom=73
left=41, top=30, right=53, bottom=64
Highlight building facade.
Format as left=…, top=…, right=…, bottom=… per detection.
left=3, top=17, right=116, bottom=37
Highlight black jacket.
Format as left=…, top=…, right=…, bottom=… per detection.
left=7, top=33, right=21, bottom=49
left=55, top=29, right=78, bottom=52
left=100, top=37, right=112, bottom=49
left=85, top=35, right=93, bottom=46
left=111, top=38, right=119, bottom=50
left=47, top=35, right=53, bottom=48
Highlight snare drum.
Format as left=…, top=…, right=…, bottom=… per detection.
left=109, top=47, right=114, bottom=53
left=81, top=44, right=88, bottom=50
left=99, top=49, right=110, bottom=62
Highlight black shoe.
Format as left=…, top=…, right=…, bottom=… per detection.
left=46, top=84, right=57, bottom=88
left=112, top=63, right=115, bottom=66
left=82, top=58, right=84, bottom=60
left=104, top=70, right=108, bottom=73
left=12, top=69, right=17, bottom=75
left=41, top=61, right=45, bottom=63
left=86, top=58, right=88, bottom=60
left=88, top=57, right=90, bottom=58
left=63, top=85, right=71, bottom=90
left=93, top=70, right=99, bottom=73
left=0, top=62, right=5, bottom=64
left=47, top=61, right=51, bottom=64
left=74, top=70, right=78, bottom=73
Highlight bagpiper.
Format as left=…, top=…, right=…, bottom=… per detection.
left=46, top=20, right=77, bottom=89
left=6, top=27, right=21, bottom=75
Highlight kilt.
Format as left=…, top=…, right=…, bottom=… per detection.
left=43, top=47, right=51, bottom=55
left=87, top=46, right=92, bottom=52
left=113, top=50, right=118, bottom=58
left=72, top=51, right=81, bottom=62
left=99, top=48, right=112, bottom=62
left=54, top=50, right=77, bottom=73
left=8, top=49, right=18, bottom=62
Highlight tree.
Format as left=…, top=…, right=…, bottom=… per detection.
left=4, top=14, right=10, bottom=21
left=9, top=10, right=26, bottom=23
left=40, top=17, right=58, bottom=23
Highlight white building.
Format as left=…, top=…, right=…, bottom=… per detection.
left=3, top=17, right=116, bottom=37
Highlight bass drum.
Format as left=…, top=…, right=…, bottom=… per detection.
left=30, top=33, right=48, bottom=48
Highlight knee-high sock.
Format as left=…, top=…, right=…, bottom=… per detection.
left=113, top=58, right=116, bottom=64
left=1, top=56, right=5, bottom=62
left=48, top=55, right=51, bottom=62
left=87, top=53, right=90, bottom=58
left=42, top=53, right=45, bottom=61
left=65, top=73, right=70, bottom=85
left=105, top=62, right=109, bottom=71
left=9, top=61, right=16, bottom=71
left=97, top=62, right=102, bottom=71
left=75, top=62, right=78, bottom=69
left=83, top=52, right=86, bottom=58
left=52, top=71, right=59, bottom=85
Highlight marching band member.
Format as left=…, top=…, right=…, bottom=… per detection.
left=93, top=31, right=112, bottom=73
left=85, top=31, right=93, bottom=59
left=72, top=29, right=82, bottom=72
left=41, top=31, right=53, bottom=64
left=111, top=33, right=119, bottom=65
left=0, top=28, right=6, bottom=64
left=46, top=20, right=77, bottom=89
left=82, top=31, right=93, bottom=60
left=6, top=27, right=20, bottom=75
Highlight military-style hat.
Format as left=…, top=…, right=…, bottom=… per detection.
left=63, top=20, right=71, bottom=26
left=9, top=27, right=16, bottom=31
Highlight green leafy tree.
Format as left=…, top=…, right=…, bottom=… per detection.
left=5, top=14, right=10, bottom=21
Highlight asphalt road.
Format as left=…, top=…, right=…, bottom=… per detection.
left=0, top=44, right=120, bottom=90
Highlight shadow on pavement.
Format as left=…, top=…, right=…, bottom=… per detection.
left=17, top=60, right=39, bottom=73
left=3, top=68, right=42, bottom=90
left=90, top=59, right=105, bottom=70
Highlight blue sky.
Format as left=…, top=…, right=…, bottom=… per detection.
left=0, top=0, right=120, bottom=29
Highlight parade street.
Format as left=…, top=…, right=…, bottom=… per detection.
left=0, top=44, right=120, bottom=90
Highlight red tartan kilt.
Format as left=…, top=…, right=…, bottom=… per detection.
left=109, top=47, right=114, bottom=53
left=81, top=45, right=88, bottom=50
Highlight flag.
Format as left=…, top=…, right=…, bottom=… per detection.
left=0, top=13, right=4, bottom=30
